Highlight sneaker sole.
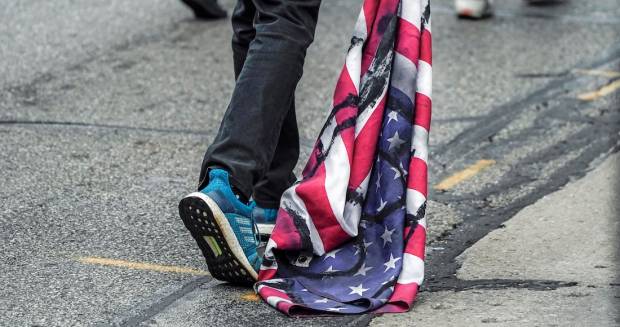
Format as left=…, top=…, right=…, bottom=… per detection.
left=179, top=192, right=258, bottom=285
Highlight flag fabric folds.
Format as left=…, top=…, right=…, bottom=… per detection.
left=256, top=0, right=432, bottom=315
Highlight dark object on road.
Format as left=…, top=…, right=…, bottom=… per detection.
left=181, top=0, right=227, bottom=19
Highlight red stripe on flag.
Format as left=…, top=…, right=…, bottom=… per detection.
left=414, top=93, right=432, bottom=130
left=390, top=282, right=419, bottom=304
left=361, top=0, right=401, bottom=75
left=378, top=282, right=419, bottom=313
left=407, top=157, right=428, bottom=196
left=301, top=145, right=320, bottom=177
left=333, top=66, right=359, bottom=104
left=395, top=18, right=421, bottom=65
left=404, top=225, right=426, bottom=259
left=258, top=285, right=290, bottom=300
left=277, top=300, right=294, bottom=312
left=269, top=209, right=302, bottom=251
left=296, top=165, right=350, bottom=252
left=332, top=66, right=360, bottom=165
left=258, top=269, right=277, bottom=281
left=420, top=29, right=432, bottom=65
left=348, top=96, right=387, bottom=189
left=362, top=0, right=379, bottom=35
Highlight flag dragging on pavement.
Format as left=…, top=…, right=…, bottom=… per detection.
left=256, top=0, right=432, bottom=315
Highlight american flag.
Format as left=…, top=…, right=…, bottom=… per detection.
left=256, top=0, right=432, bottom=315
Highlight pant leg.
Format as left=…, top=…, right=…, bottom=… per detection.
left=199, top=0, right=322, bottom=199
left=231, top=0, right=256, bottom=79
left=252, top=103, right=299, bottom=208
left=198, top=0, right=255, bottom=192
left=231, top=0, right=300, bottom=208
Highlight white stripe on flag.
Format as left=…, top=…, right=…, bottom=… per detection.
left=416, top=60, right=432, bottom=99
left=266, top=296, right=292, bottom=308
left=345, top=9, right=368, bottom=93
left=406, top=188, right=426, bottom=215
left=324, top=135, right=355, bottom=236
left=397, top=253, right=425, bottom=284
left=391, top=52, right=418, bottom=101
left=418, top=217, right=427, bottom=229
left=400, top=0, right=422, bottom=30
left=411, top=125, right=429, bottom=163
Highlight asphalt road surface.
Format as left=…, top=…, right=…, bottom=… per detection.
left=1, top=0, right=619, bottom=326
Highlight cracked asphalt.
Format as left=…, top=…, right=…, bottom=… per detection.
left=1, top=0, right=618, bottom=326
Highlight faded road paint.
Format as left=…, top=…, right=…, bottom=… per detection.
left=573, top=69, right=620, bottom=78
left=578, top=79, right=620, bottom=101
left=78, top=256, right=210, bottom=276
left=434, top=159, right=496, bottom=191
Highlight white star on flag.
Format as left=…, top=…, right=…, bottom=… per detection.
left=327, top=307, right=345, bottom=312
left=375, top=172, right=382, bottom=189
left=349, top=283, right=369, bottom=296
left=377, top=197, right=387, bottom=212
left=353, top=244, right=361, bottom=255
left=387, top=111, right=399, bottom=124
left=323, top=248, right=342, bottom=260
left=314, top=298, right=329, bottom=303
left=390, top=166, right=401, bottom=180
left=387, top=131, right=405, bottom=151
left=383, top=253, right=401, bottom=272
left=399, top=162, right=408, bottom=176
left=354, top=263, right=373, bottom=276
left=324, top=265, right=339, bottom=273
left=381, top=226, right=395, bottom=246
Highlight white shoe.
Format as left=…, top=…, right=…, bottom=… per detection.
left=455, top=0, right=493, bottom=19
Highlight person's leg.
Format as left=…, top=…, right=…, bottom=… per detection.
left=252, top=108, right=299, bottom=209
left=182, top=0, right=321, bottom=285
left=198, top=0, right=321, bottom=201
left=231, top=0, right=256, bottom=80
left=251, top=104, right=299, bottom=237
left=230, top=0, right=299, bottom=210
left=230, top=0, right=300, bottom=231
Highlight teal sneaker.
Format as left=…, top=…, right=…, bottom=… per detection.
left=179, top=169, right=261, bottom=285
left=250, top=202, right=278, bottom=237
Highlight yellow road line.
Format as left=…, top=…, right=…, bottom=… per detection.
left=578, top=79, right=620, bottom=101
left=240, top=291, right=261, bottom=302
left=573, top=69, right=620, bottom=78
left=434, top=159, right=496, bottom=191
left=77, top=256, right=210, bottom=276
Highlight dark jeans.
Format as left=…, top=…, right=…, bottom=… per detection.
left=198, top=0, right=322, bottom=208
